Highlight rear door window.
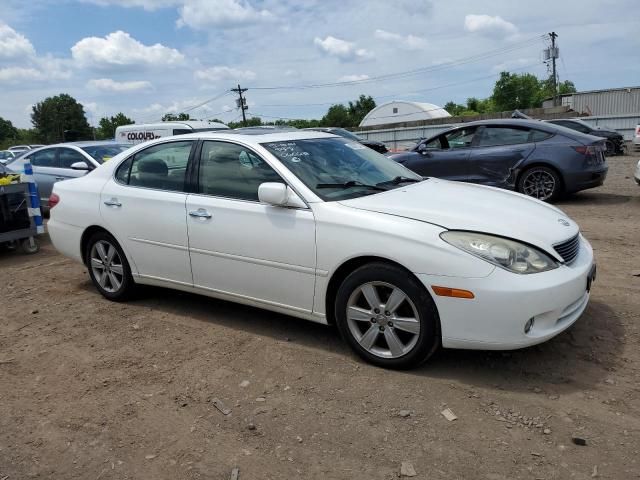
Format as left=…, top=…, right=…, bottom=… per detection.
left=477, top=127, right=531, bottom=147
left=116, top=141, right=193, bottom=191
left=29, top=148, right=58, bottom=167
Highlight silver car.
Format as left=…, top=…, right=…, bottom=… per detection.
left=6, top=141, right=130, bottom=209
left=0, top=149, right=16, bottom=164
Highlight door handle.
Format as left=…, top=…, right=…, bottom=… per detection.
left=189, top=208, right=212, bottom=219
left=55, top=176, right=66, bottom=181
left=104, top=198, right=122, bottom=207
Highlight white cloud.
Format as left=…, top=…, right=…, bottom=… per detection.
left=194, top=66, right=256, bottom=83
left=222, top=105, right=234, bottom=112
left=0, top=22, right=36, bottom=59
left=313, top=36, right=373, bottom=60
left=71, top=31, right=184, bottom=68
left=177, top=0, right=274, bottom=29
left=338, top=74, right=370, bottom=82
left=464, top=14, right=518, bottom=36
left=374, top=29, right=428, bottom=50
left=0, top=67, right=44, bottom=83
left=492, top=57, right=535, bottom=73
left=88, top=78, right=153, bottom=92
left=81, top=0, right=179, bottom=10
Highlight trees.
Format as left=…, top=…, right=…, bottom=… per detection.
left=0, top=117, right=18, bottom=144
left=97, top=113, right=134, bottom=140
left=321, top=104, right=351, bottom=127
left=347, top=95, right=376, bottom=126
left=31, top=94, right=92, bottom=143
left=492, top=72, right=545, bottom=112
left=162, top=113, right=190, bottom=121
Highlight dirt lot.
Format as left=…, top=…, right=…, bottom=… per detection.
left=1, top=155, right=639, bottom=480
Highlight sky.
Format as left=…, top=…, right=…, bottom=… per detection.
left=0, top=0, right=638, bottom=129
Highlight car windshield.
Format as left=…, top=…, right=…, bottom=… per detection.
left=80, top=144, right=129, bottom=163
left=330, top=128, right=363, bottom=142
left=262, top=137, right=422, bottom=201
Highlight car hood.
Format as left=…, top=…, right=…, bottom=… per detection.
left=338, top=178, right=579, bottom=258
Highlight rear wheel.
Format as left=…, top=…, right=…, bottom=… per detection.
left=335, top=263, right=440, bottom=369
left=86, top=232, right=135, bottom=301
left=517, top=166, right=562, bottom=202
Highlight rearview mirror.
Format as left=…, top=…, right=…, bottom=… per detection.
left=70, top=161, right=89, bottom=171
left=258, top=182, right=305, bottom=208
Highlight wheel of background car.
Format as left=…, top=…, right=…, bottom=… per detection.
left=517, top=166, right=562, bottom=202
left=604, top=140, right=615, bottom=156
left=86, top=231, right=136, bottom=301
left=335, top=262, right=440, bottom=369
left=19, top=237, right=39, bottom=254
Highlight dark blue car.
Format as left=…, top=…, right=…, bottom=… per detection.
left=387, top=119, right=608, bottom=201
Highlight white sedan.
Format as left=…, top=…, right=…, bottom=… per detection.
left=48, top=131, right=596, bottom=369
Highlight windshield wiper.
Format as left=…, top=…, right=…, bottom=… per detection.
left=316, top=180, right=388, bottom=191
left=376, top=176, right=423, bottom=187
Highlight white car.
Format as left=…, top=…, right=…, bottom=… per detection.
left=48, top=131, right=596, bottom=368
left=635, top=160, right=640, bottom=186
left=633, top=124, right=640, bottom=152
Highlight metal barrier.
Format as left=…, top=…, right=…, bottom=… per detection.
left=355, top=113, right=640, bottom=151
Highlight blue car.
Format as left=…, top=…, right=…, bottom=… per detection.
left=387, top=119, right=608, bottom=201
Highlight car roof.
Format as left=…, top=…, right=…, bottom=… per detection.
left=40, top=140, right=130, bottom=148
left=116, top=121, right=229, bottom=130
left=160, top=130, right=337, bottom=143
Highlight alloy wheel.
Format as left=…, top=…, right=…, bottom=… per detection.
left=521, top=169, right=556, bottom=201
left=346, top=281, right=420, bottom=359
left=90, top=240, right=124, bottom=293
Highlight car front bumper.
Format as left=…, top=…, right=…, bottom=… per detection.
left=416, top=236, right=595, bottom=350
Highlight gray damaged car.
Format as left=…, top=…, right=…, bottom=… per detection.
left=387, top=119, right=608, bottom=202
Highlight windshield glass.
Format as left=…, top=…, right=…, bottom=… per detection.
left=331, top=128, right=363, bottom=141
left=80, top=144, right=129, bottom=163
left=262, top=137, right=422, bottom=201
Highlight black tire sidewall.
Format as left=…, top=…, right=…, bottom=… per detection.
left=85, top=232, right=135, bottom=301
left=335, top=263, right=440, bottom=369
left=518, top=166, right=562, bottom=202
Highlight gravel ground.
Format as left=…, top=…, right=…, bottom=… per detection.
left=1, top=155, right=639, bottom=479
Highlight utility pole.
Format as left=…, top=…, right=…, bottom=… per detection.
left=549, top=32, right=558, bottom=106
left=231, top=84, right=248, bottom=126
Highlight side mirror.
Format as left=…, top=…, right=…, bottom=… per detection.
left=70, top=161, right=89, bottom=171
left=258, top=182, right=305, bottom=208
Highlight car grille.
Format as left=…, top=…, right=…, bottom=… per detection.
left=554, top=234, right=580, bottom=264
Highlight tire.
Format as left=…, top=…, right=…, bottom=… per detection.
left=604, top=140, right=615, bottom=156
left=517, top=166, right=562, bottom=202
left=85, top=231, right=136, bottom=301
left=335, top=262, right=440, bottom=369
left=19, top=237, right=39, bottom=254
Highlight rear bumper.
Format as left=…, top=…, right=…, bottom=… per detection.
left=564, top=166, right=608, bottom=193
left=47, top=218, right=84, bottom=263
left=416, top=236, right=594, bottom=350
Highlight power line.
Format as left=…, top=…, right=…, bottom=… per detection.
left=254, top=62, right=545, bottom=111
left=247, top=35, right=548, bottom=91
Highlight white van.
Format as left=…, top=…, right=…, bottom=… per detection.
left=115, top=121, right=229, bottom=145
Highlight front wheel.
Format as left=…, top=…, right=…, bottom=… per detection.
left=335, top=263, right=440, bottom=369
left=604, top=140, right=615, bottom=156
left=517, top=166, right=562, bottom=202
left=86, top=232, right=136, bottom=301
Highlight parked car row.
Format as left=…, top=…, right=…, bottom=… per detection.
left=5, top=141, right=130, bottom=208
left=386, top=119, right=609, bottom=201
left=48, top=129, right=597, bottom=368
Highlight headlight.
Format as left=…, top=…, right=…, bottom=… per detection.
left=440, top=231, right=559, bottom=274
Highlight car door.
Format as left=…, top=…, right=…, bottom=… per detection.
left=404, top=127, right=478, bottom=181
left=468, top=126, right=536, bottom=188
left=185, top=140, right=317, bottom=313
left=23, top=148, right=60, bottom=205
left=100, top=140, right=195, bottom=285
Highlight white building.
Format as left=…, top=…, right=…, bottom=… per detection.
left=359, top=100, right=451, bottom=128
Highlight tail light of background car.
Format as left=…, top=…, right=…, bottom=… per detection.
left=48, top=193, right=60, bottom=208
left=635, top=125, right=640, bottom=137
